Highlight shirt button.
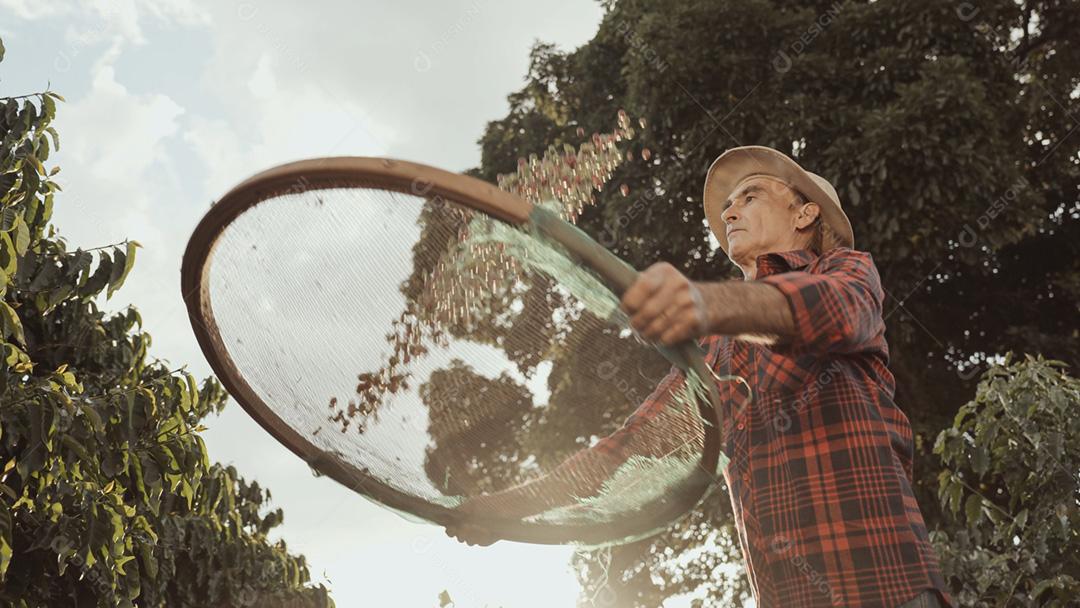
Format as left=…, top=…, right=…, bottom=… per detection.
left=737, top=422, right=745, bottom=430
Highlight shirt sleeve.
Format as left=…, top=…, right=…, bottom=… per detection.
left=543, top=364, right=705, bottom=498
left=758, top=247, right=885, bottom=357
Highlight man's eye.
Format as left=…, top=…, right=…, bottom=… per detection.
left=745, top=195, right=754, bottom=203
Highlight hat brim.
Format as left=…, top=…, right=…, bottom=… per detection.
left=703, top=146, right=854, bottom=254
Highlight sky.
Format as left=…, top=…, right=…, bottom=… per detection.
left=0, top=1, right=659, bottom=606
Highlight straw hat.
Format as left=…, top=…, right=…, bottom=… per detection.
left=702, top=145, right=854, bottom=254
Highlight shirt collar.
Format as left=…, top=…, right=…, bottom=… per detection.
left=754, top=248, right=818, bottom=278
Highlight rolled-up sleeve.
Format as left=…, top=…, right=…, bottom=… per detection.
left=758, top=248, right=885, bottom=356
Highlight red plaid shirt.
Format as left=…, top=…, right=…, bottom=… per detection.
left=566, top=247, right=954, bottom=607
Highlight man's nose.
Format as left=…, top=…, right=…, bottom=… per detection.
left=723, top=206, right=739, bottom=224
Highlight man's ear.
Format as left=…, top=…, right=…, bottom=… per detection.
left=795, top=202, right=821, bottom=230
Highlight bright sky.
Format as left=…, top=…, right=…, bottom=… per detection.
left=0, top=1, right=625, bottom=606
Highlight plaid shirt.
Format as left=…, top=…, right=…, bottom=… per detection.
left=566, top=247, right=954, bottom=607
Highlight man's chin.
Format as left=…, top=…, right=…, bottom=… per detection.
left=727, top=240, right=749, bottom=261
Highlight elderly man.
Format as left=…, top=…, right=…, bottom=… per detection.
left=449, top=146, right=954, bottom=608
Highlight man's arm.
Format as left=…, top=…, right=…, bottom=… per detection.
left=447, top=364, right=703, bottom=539
left=623, top=248, right=883, bottom=356
left=620, top=262, right=794, bottom=346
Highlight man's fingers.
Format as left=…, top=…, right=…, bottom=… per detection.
left=630, top=290, right=678, bottom=335
left=635, top=286, right=701, bottom=340
left=446, top=523, right=497, bottom=547
left=659, top=319, right=696, bottom=346
left=621, top=264, right=666, bottom=314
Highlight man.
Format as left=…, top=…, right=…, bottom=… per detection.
left=448, top=145, right=954, bottom=608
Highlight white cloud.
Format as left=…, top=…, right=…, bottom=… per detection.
left=183, top=51, right=397, bottom=199
left=61, top=43, right=185, bottom=181
left=49, top=42, right=186, bottom=345
left=3, top=0, right=209, bottom=46
left=0, top=0, right=72, bottom=20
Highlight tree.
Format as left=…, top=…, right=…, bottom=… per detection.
left=471, top=0, right=1079, bottom=604
left=0, top=37, right=334, bottom=607
left=932, top=354, right=1080, bottom=607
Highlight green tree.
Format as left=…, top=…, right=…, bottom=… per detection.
left=932, top=354, right=1079, bottom=607
left=0, top=38, right=334, bottom=607
left=471, top=0, right=1079, bottom=605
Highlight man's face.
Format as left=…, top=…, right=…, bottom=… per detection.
left=720, top=176, right=807, bottom=264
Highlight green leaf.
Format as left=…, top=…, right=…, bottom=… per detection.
left=1014, top=508, right=1029, bottom=531
left=1031, top=577, right=1056, bottom=599
left=123, top=558, right=141, bottom=600
left=114, top=554, right=135, bottom=575
left=0, top=211, right=10, bottom=233
left=12, top=214, right=29, bottom=256
left=964, top=493, right=983, bottom=525
left=0, top=502, right=11, bottom=581
left=138, top=543, right=158, bottom=580
left=80, top=403, right=104, bottom=435
left=107, top=241, right=136, bottom=299
left=60, top=435, right=90, bottom=461
left=0, top=173, right=16, bottom=196
left=0, top=302, right=24, bottom=346
left=80, top=250, right=112, bottom=297
left=41, top=94, right=55, bottom=122
left=45, top=127, right=59, bottom=151
left=0, top=232, right=14, bottom=275
left=971, top=443, right=989, bottom=476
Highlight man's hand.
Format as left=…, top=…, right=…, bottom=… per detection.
left=445, top=491, right=539, bottom=547
left=444, top=520, right=499, bottom=547
left=621, top=262, right=710, bottom=346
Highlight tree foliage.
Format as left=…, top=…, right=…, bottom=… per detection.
left=471, top=0, right=1079, bottom=605
left=0, top=38, right=333, bottom=607
left=932, top=354, right=1080, bottom=607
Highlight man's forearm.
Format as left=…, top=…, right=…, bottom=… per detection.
left=696, top=280, right=795, bottom=342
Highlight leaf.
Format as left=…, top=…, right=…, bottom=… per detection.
left=114, top=554, right=135, bottom=575
left=61, top=435, right=90, bottom=461
left=964, top=493, right=983, bottom=525
left=0, top=232, right=14, bottom=275
left=80, top=403, right=104, bottom=435
left=12, top=214, right=29, bottom=256
left=45, top=126, right=59, bottom=151
left=0, top=174, right=15, bottom=198
left=0, top=503, right=11, bottom=581
left=41, top=94, right=56, bottom=122
left=1031, top=577, right=1056, bottom=599
left=138, top=542, right=158, bottom=580
left=0, top=302, right=25, bottom=346
left=107, top=241, right=137, bottom=299
left=107, top=246, right=126, bottom=298
left=80, top=251, right=112, bottom=297
left=971, top=443, right=989, bottom=476
left=1014, top=508, right=1029, bottom=531
left=1, top=208, right=17, bottom=230
left=0, top=38, right=5, bottom=63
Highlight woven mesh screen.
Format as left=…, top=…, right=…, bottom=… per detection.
left=199, top=178, right=720, bottom=544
